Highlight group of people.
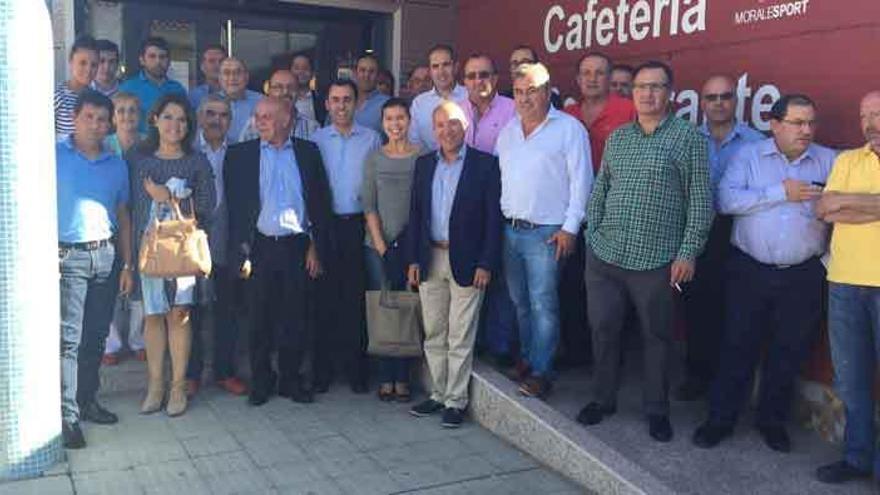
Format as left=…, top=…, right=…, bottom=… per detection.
left=54, top=33, right=880, bottom=487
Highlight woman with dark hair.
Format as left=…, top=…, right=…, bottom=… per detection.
left=361, top=98, right=421, bottom=401
left=129, top=93, right=215, bottom=417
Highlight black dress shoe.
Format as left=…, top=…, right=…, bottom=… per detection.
left=648, top=415, right=673, bottom=442
left=62, top=422, right=86, bottom=449
left=816, top=460, right=872, bottom=484
left=313, top=381, right=330, bottom=394
left=290, top=386, right=314, bottom=404
left=692, top=421, right=733, bottom=448
left=757, top=424, right=790, bottom=453
left=79, top=401, right=118, bottom=425
left=441, top=408, right=465, bottom=428
left=576, top=402, right=616, bottom=426
left=350, top=380, right=369, bottom=394
left=410, top=399, right=444, bottom=417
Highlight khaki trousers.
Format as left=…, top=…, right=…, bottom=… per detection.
left=419, top=248, right=485, bottom=409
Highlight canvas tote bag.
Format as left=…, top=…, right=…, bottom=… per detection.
left=366, top=287, right=423, bottom=357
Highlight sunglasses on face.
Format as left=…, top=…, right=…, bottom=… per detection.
left=703, top=92, right=735, bottom=102
left=464, top=70, right=493, bottom=81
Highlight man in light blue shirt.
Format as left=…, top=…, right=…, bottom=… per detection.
left=188, top=45, right=225, bottom=111
left=119, top=37, right=187, bottom=132
left=409, top=44, right=468, bottom=150
left=694, top=94, right=837, bottom=453
left=430, top=146, right=465, bottom=242
left=354, top=53, right=391, bottom=133
left=678, top=75, right=766, bottom=402
left=312, top=80, right=381, bottom=393
left=56, top=91, right=133, bottom=449
left=219, top=57, right=262, bottom=144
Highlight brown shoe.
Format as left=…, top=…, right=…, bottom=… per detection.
left=185, top=379, right=200, bottom=398
left=518, top=376, right=552, bottom=399
left=217, top=377, right=248, bottom=396
left=101, top=353, right=120, bottom=366
left=503, top=360, right=530, bottom=383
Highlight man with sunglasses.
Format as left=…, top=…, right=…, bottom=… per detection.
left=677, top=76, right=765, bottom=402
left=693, top=94, right=836, bottom=453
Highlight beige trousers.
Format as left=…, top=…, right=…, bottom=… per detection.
left=419, top=248, right=485, bottom=409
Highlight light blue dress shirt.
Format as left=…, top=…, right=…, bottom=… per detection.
left=119, top=71, right=187, bottom=132
left=699, top=121, right=765, bottom=209
left=312, top=123, right=381, bottom=215
left=198, top=132, right=229, bottom=264
left=408, top=84, right=468, bottom=151
left=189, top=83, right=219, bottom=112
left=354, top=90, right=391, bottom=134
left=718, top=138, right=837, bottom=266
left=223, top=89, right=263, bottom=144
left=257, top=140, right=308, bottom=237
left=430, top=147, right=466, bottom=242
left=56, top=137, right=130, bottom=243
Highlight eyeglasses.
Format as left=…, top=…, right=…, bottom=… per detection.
left=781, top=119, right=818, bottom=129
left=703, top=92, right=735, bottom=102
left=464, top=70, right=493, bottom=81
left=510, top=59, right=534, bottom=69
left=633, top=82, right=668, bottom=93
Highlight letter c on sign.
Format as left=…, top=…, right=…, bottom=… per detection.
left=544, top=5, right=565, bottom=54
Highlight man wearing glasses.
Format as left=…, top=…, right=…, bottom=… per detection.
left=677, top=76, right=765, bottom=402
left=693, top=94, right=836, bottom=453
left=579, top=61, right=712, bottom=442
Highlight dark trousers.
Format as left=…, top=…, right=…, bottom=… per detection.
left=681, top=215, right=733, bottom=385
left=585, top=249, right=674, bottom=416
left=558, top=228, right=590, bottom=367
left=314, top=215, right=368, bottom=387
left=709, top=248, right=824, bottom=427
left=249, top=233, right=310, bottom=394
left=187, top=265, right=245, bottom=381
left=59, top=243, right=119, bottom=423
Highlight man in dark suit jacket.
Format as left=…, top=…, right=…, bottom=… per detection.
left=406, top=101, right=502, bottom=428
left=224, top=96, right=333, bottom=406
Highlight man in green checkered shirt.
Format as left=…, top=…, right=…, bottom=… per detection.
left=578, top=61, right=713, bottom=443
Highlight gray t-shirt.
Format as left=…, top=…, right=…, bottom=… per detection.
left=360, top=149, right=419, bottom=247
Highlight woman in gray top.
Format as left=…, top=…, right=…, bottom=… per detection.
left=361, top=98, right=421, bottom=402
left=130, top=94, right=215, bottom=417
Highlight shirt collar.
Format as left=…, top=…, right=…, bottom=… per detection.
left=328, top=123, right=366, bottom=138
left=138, top=70, right=168, bottom=87
left=759, top=137, right=815, bottom=163
left=699, top=120, right=750, bottom=144
left=634, top=113, right=673, bottom=136
left=431, top=84, right=464, bottom=99
left=199, top=131, right=227, bottom=153
left=436, top=145, right=467, bottom=165
left=260, top=138, right=293, bottom=151
left=63, top=135, right=114, bottom=163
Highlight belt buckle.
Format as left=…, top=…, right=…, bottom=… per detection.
left=775, top=264, right=792, bottom=270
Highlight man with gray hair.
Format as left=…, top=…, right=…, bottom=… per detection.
left=185, top=94, right=249, bottom=397
left=219, top=57, right=262, bottom=143
left=494, top=62, right=592, bottom=399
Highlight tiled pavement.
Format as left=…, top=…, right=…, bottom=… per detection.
left=0, top=387, right=584, bottom=495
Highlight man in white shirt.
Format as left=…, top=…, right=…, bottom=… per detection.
left=409, top=44, right=468, bottom=150
left=494, top=62, right=592, bottom=399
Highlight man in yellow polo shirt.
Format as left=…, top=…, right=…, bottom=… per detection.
left=815, top=90, right=880, bottom=486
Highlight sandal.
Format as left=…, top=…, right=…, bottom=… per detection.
left=378, top=383, right=395, bottom=402
left=394, top=383, right=412, bottom=403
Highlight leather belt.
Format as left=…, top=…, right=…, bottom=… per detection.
left=505, top=217, right=543, bottom=230
left=255, top=232, right=305, bottom=243
left=58, top=238, right=112, bottom=251
left=431, top=240, right=450, bottom=249
left=335, top=213, right=365, bottom=221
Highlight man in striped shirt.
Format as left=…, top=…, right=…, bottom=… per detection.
left=55, top=36, right=99, bottom=139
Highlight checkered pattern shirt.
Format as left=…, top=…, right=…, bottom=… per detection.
left=587, top=115, right=713, bottom=271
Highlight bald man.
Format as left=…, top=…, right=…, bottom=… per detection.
left=224, top=97, right=333, bottom=406
left=677, top=75, right=765, bottom=401
left=815, top=91, right=880, bottom=485
left=406, top=101, right=501, bottom=428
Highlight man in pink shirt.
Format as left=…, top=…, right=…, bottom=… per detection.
left=459, top=54, right=516, bottom=155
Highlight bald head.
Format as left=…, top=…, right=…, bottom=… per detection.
left=860, top=91, right=880, bottom=153
left=433, top=100, right=467, bottom=157
left=255, top=97, right=292, bottom=145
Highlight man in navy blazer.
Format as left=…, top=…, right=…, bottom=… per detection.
left=406, top=101, right=502, bottom=428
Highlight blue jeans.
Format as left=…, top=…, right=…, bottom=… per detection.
left=59, top=243, right=119, bottom=423
left=365, top=246, right=411, bottom=384
left=828, top=282, right=880, bottom=475
left=503, top=224, right=561, bottom=377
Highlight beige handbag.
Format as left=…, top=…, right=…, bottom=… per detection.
left=138, top=197, right=212, bottom=278
left=366, top=288, right=423, bottom=357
